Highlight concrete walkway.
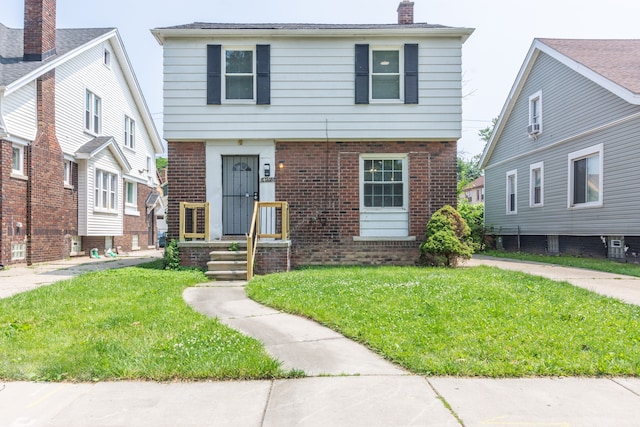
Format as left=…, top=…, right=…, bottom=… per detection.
left=2, top=254, right=640, bottom=426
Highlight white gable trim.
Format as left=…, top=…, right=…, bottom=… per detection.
left=75, top=137, right=132, bottom=172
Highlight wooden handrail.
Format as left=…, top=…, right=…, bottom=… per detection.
left=246, top=201, right=289, bottom=280
left=179, top=202, right=209, bottom=241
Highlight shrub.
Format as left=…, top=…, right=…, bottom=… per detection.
left=163, top=239, right=181, bottom=270
left=458, top=200, right=485, bottom=251
left=420, top=205, right=473, bottom=267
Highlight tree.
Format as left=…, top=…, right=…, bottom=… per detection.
left=420, top=205, right=473, bottom=267
left=479, top=117, right=498, bottom=144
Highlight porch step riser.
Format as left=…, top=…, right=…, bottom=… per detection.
left=209, top=251, right=247, bottom=261
left=207, top=249, right=248, bottom=281
left=205, top=271, right=248, bottom=281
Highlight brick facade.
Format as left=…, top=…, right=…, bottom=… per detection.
left=23, top=0, right=57, bottom=61
left=115, top=182, right=155, bottom=252
left=275, top=140, right=457, bottom=268
left=166, top=141, right=207, bottom=241
left=0, top=140, right=29, bottom=264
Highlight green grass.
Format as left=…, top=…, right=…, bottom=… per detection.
left=247, top=266, right=640, bottom=377
left=483, top=250, right=640, bottom=277
left=0, top=261, right=284, bottom=382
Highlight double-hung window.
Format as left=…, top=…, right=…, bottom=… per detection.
left=94, top=169, right=118, bottom=212
left=568, top=144, right=603, bottom=208
left=225, top=49, right=254, bottom=100
left=528, top=91, right=542, bottom=135
left=371, top=50, right=401, bottom=100
left=363, top=158, right=405, bottom=208
left=529, top=162, right=544, bottom=207
left=506, top=169, right=517, bottom=214
left=85, top=90, right=101, bottom=134
left=11, top=144, right=24, bottom=175
left=124, top=115, right=135, bottom=149
left=64, top=159, right=73, bottom=187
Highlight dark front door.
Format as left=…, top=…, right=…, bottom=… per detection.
left=222, top=155, right=259, bottom=235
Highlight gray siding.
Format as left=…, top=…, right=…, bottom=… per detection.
left=485, top=52, right=640, bottom=236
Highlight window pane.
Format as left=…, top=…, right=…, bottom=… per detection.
left=226, top=50, right=253, bottom=73
left=12, top=147, right=20, bottom=170
left=587, top=155, right=599, bottom=202
left=226, top=76, right=253, bottom=99
left=372, top=51, right=399, bottom=73
left=573, top=158, right=586, bottom=204
left=372, top=75, right=400, bottom=99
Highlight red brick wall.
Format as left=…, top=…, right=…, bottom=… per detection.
left=24, top=0, right=57, bottom=60
left=0, top=140, right=29, bottom=265
left=26, top=70, right=77, bottom=265
left=275, top=140, right=457, bottom=267
left=167, top=141, right=207, bottom=241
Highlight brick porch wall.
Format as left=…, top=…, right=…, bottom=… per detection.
left=167, top=141, right=206, bottom=242
left=275, top=140, right=457, bottom=268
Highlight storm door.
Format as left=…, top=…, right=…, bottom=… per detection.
left=222, top=156, right=259, bottom=235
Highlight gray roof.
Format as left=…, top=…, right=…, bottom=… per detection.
left=76, top=136, right=132, bottom=171
left=75, top=136, right=116, bottom=155
left=0, top=23, right=114, bottom=87
left=156, top=22, right=451, bottom=31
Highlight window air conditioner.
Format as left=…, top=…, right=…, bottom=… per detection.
left=527, top=123, right=540, bottom=135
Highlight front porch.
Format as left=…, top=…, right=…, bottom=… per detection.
left=178, top=201, right=291, bottom=280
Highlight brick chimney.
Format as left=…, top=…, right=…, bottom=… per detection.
left=23, top=0, right=57, bottom=61
left=397, top=0, right=415, bottom=25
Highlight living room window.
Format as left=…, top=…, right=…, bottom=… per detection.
left=124, top=115, right=135, bottom=150
left=224, top=49, right=255, bottom=101
left=568, top=144, right=603, bottom=208
left=94, top=169, right=118, bottom=212
left=506, top=169, right=517, bottom=214
left=529, top=162, right=544, bottom=207
left=11, top=145, right=24, bottom=175
left=362, top=157, right=405, bottom=208
left=85, top=90, right=101, bottom=134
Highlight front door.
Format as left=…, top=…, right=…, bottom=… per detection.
left=222, top=155, right=259, bottom=235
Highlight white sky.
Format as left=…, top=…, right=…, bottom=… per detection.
left=4, top=0, right=640, bottom=158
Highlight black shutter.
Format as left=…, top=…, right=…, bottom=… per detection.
left=355, top=44, right=369, bottom=104
left=256, top=45, right=271, bottom=105
left=404, top=44, right=419, bottom=104
left=207, top=45, right=221, bottom=105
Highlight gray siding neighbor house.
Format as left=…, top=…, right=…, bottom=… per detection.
left=480, top=38, right=640, bottom=260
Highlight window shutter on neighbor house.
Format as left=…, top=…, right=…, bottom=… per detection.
left=256, top=44, right=271, bottom=105
left=207, top=44, right=222, bottom=105
left=355, top=44, right=369, bottom=104
left=404, top=44, right=419, bottom=104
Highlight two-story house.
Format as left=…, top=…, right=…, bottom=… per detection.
left=0, top=0, right=163, bottom=266
left=481, top=38, right=640, bottom=260
left=152, top=1, right=473, bottom=270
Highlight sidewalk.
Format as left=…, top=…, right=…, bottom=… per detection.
left=1, top=254, right=640, bottom=426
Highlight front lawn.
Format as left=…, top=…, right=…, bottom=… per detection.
left=247, top=266, right=640, bottom=377
left=0, top=261, right=284, bottom=381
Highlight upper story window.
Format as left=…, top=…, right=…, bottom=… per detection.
left=371, top=49, right=401, bottom=101
left=506, top=169, right=517, bottom=214
left=225, top=49, right=255, bottom=101
left=85, top=90, right=101, bottom=134
left=528, top=91, right=542, bottom=135
left=529, top=162, right=544, bottom=207
left=103, top=48, right=111, bottom=68
left=124, top=115, right=135, bottom=150
left=568, top=144, right=603, bottom=208
left=207, top=45, right=270, bottom=105
left=355, top=44, right=418, bottom=105
left=94, top=169, right=118, bottom=212
left=12, top=144, right=24, bottom=175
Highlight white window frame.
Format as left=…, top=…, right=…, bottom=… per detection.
left=64, top=158, right=73, bottom=187
left=506, top=169, right=517, bottom=215
left=223, top=47, right=256, bottom=103
left=124, top=180, right=140, bottom=216
left=360, top=154, right=408, bottom=211
left=11, top=144, right=24, bottom=175
left=94, top=169, right=119, bottom=213
left=85, top=90, right=101, bottom=135
left=370, top=46, right=404, bottom=103
left=103, top=48, right=111, bottom=68
left=11, top=243, right=26, bottom=261
left=528, top=91, right=542, bottom=135
left=124, top=115, right=135, bottom=150
left=529, top=162, right=544, bottom=207
left=567, top=144, right=603, bottom=209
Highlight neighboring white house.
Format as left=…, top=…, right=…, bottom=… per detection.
left=481, top=38, right=640, bottom=260
left=0, top=0, right=163, bottom=265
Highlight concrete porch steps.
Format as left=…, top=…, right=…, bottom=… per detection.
left=205, top=241, right=248, bottom=281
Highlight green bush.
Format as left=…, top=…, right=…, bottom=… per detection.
left=163, top=239, right=181, bottom=270
left=458, top=200, right=485, bottom=251
left=420, top=205, right=473, bottom=267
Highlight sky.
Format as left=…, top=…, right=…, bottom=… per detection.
left=4, top=0, right=640, bottom=159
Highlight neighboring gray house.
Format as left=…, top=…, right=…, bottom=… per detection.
left=480, top=38, right=640, bottom=260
